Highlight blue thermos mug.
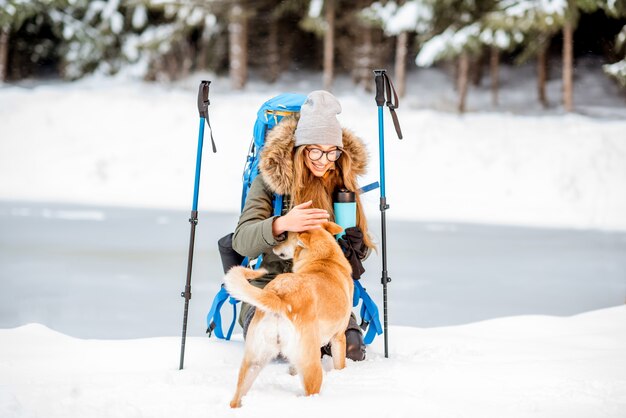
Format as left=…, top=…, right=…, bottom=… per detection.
left=333, top=188, right=356, bottom=238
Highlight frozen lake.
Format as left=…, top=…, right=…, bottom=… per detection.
left=1, top=200, right=624, bottom=340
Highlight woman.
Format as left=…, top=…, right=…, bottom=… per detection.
left=232, top=90, right=374, bottom=361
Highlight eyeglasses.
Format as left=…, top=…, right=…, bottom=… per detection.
left=305, top=147, right=343, bottom=162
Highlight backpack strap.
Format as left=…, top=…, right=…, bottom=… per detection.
left=346, top=181, right=383, bottom=344
left=273, top=194, right=283, bottom=216
left=205, top=286, right=238, bottom=340
left=251, top=193, right=283, bottom=270
left=352, top=280, right=383, bottom=344
left=358, top=181, right=380, bottom=195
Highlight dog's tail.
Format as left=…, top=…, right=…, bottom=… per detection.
left=224, top=266, right=286, bottom=315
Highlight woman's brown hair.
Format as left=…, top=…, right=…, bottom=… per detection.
left=290, top=146, right=375, bottom=250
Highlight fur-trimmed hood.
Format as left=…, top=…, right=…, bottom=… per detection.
left=259, top=117, right=369, bottom=195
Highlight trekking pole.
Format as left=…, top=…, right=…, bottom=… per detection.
left=179, top=80, right=217, bottom=370
left=373, top=69, right=403, bottom=359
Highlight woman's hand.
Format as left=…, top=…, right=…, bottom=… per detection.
left=272, top=201, right=329, bottom=236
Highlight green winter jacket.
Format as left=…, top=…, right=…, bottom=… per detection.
left=231, top=175, right=293, bottom=289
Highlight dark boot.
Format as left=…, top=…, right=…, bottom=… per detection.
left=345, top=313, right=366, bottom=361
left=345, top=328, right=366, bottom=361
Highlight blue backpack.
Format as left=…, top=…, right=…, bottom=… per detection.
left=206, top=93, right=383, bottom=344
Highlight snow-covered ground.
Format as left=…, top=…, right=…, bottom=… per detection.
left=1, top=63, right=626, bottom=417
left=1, top=307, right=625, bottom=417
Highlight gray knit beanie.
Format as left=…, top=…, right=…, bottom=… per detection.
left=294, top=90, right=343, bottom=148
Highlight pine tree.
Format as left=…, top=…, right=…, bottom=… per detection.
left=604, top=24, right=626, bottom=87
left=324, top=0, right=336, bottom=91
left=363, top=0, right=435, bottom=96
left=0, top=0, right=70, bottom=81
left=116, top=0, right=223, bottom=81
left=229, top=0, right=248, bottom=89
left=48, top=0, right=129, bottom=79
left=135, top=1, right=223, bottom=81
left=482, top=0, right=565, bottom=107
left=300, top=0, right=337, bottom=90
left=600, top=3, right=626, bottom=88
left=0, top=26, right=7, bottom=81
left=414, top=0, right=500, bottom=112
left=1, top=0, right=223, bottom=81
left=516, top=0, right=626, bottom=111
left=561, top=0, right=626, bottom=110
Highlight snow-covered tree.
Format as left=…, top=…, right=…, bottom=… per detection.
left=322, top=0, right=336, bottom=91
left=483, top=1, right=626, bottom=100
left=477, top=24, right=525, bottom=105
left=413, top=0, right=502, bottom=112
left=48, top=0, right=128, bottom=79
left=560, top=0, right=626, bottom=109
left=122, top=1, right=221, bottom=81
left=599, top=3, right=626, bottom=88
left=228, top=0, right=248, bottom=89
left=518, top=0, right=626, bottom=111
left=302, top=0, right=383, bottom=92
left=1, top=0, right=221, bottom=81
left=603, top=24, right=626, bottom=87
left=483, top=0, right=566, bottom=107
left=54, top=0, right=220, bottom=80
left=363, top=0, right=435, bottom=96
left=0, top=0, right=70, bottom=81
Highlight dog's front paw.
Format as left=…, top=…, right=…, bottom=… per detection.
left=230, top=399, right=242, bottom=408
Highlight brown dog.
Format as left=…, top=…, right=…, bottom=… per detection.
left=224, top=221, right=353, bottom=408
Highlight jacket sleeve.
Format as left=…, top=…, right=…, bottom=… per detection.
left=232, top=176, right=283, bottom=259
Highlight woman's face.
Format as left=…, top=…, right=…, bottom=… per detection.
left=303, top=144, right=342, bottom=177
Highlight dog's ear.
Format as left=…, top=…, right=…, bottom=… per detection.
left=297, top=232, right=311, bottom=248
left=321, top=221, right=343, bottom=236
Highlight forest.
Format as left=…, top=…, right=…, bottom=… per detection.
left=1, top=0, right=625, bottom=112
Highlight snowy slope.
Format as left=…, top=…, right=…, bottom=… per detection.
left=1, top=306, right=625, bottom=418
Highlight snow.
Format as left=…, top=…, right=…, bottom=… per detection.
left=2, top=67, right=624, bottom=232
left=416, top=24, right=482, bottom=67
left=604, top=59, right=626, bottom=81
left=309, top=0, right=323, bottom=18
left=366, top=1, right=433, bottom=35
left=416, top=28, right=456, bottom=66
left=1, top=306, right=625, bottom=417
left=503, top=0, right=568, bottom=18
left=480, top=28, right=517, bottom=49
left=131, top=5, right=147, bottom=29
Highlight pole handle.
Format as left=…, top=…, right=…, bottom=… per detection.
left=197, top=80, right=217, bottom=153
left=197, top=80, right=210, bottom=118
left=374, top=69, right=386, bottom=107
left=372, top=70, right=403, bottom=140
